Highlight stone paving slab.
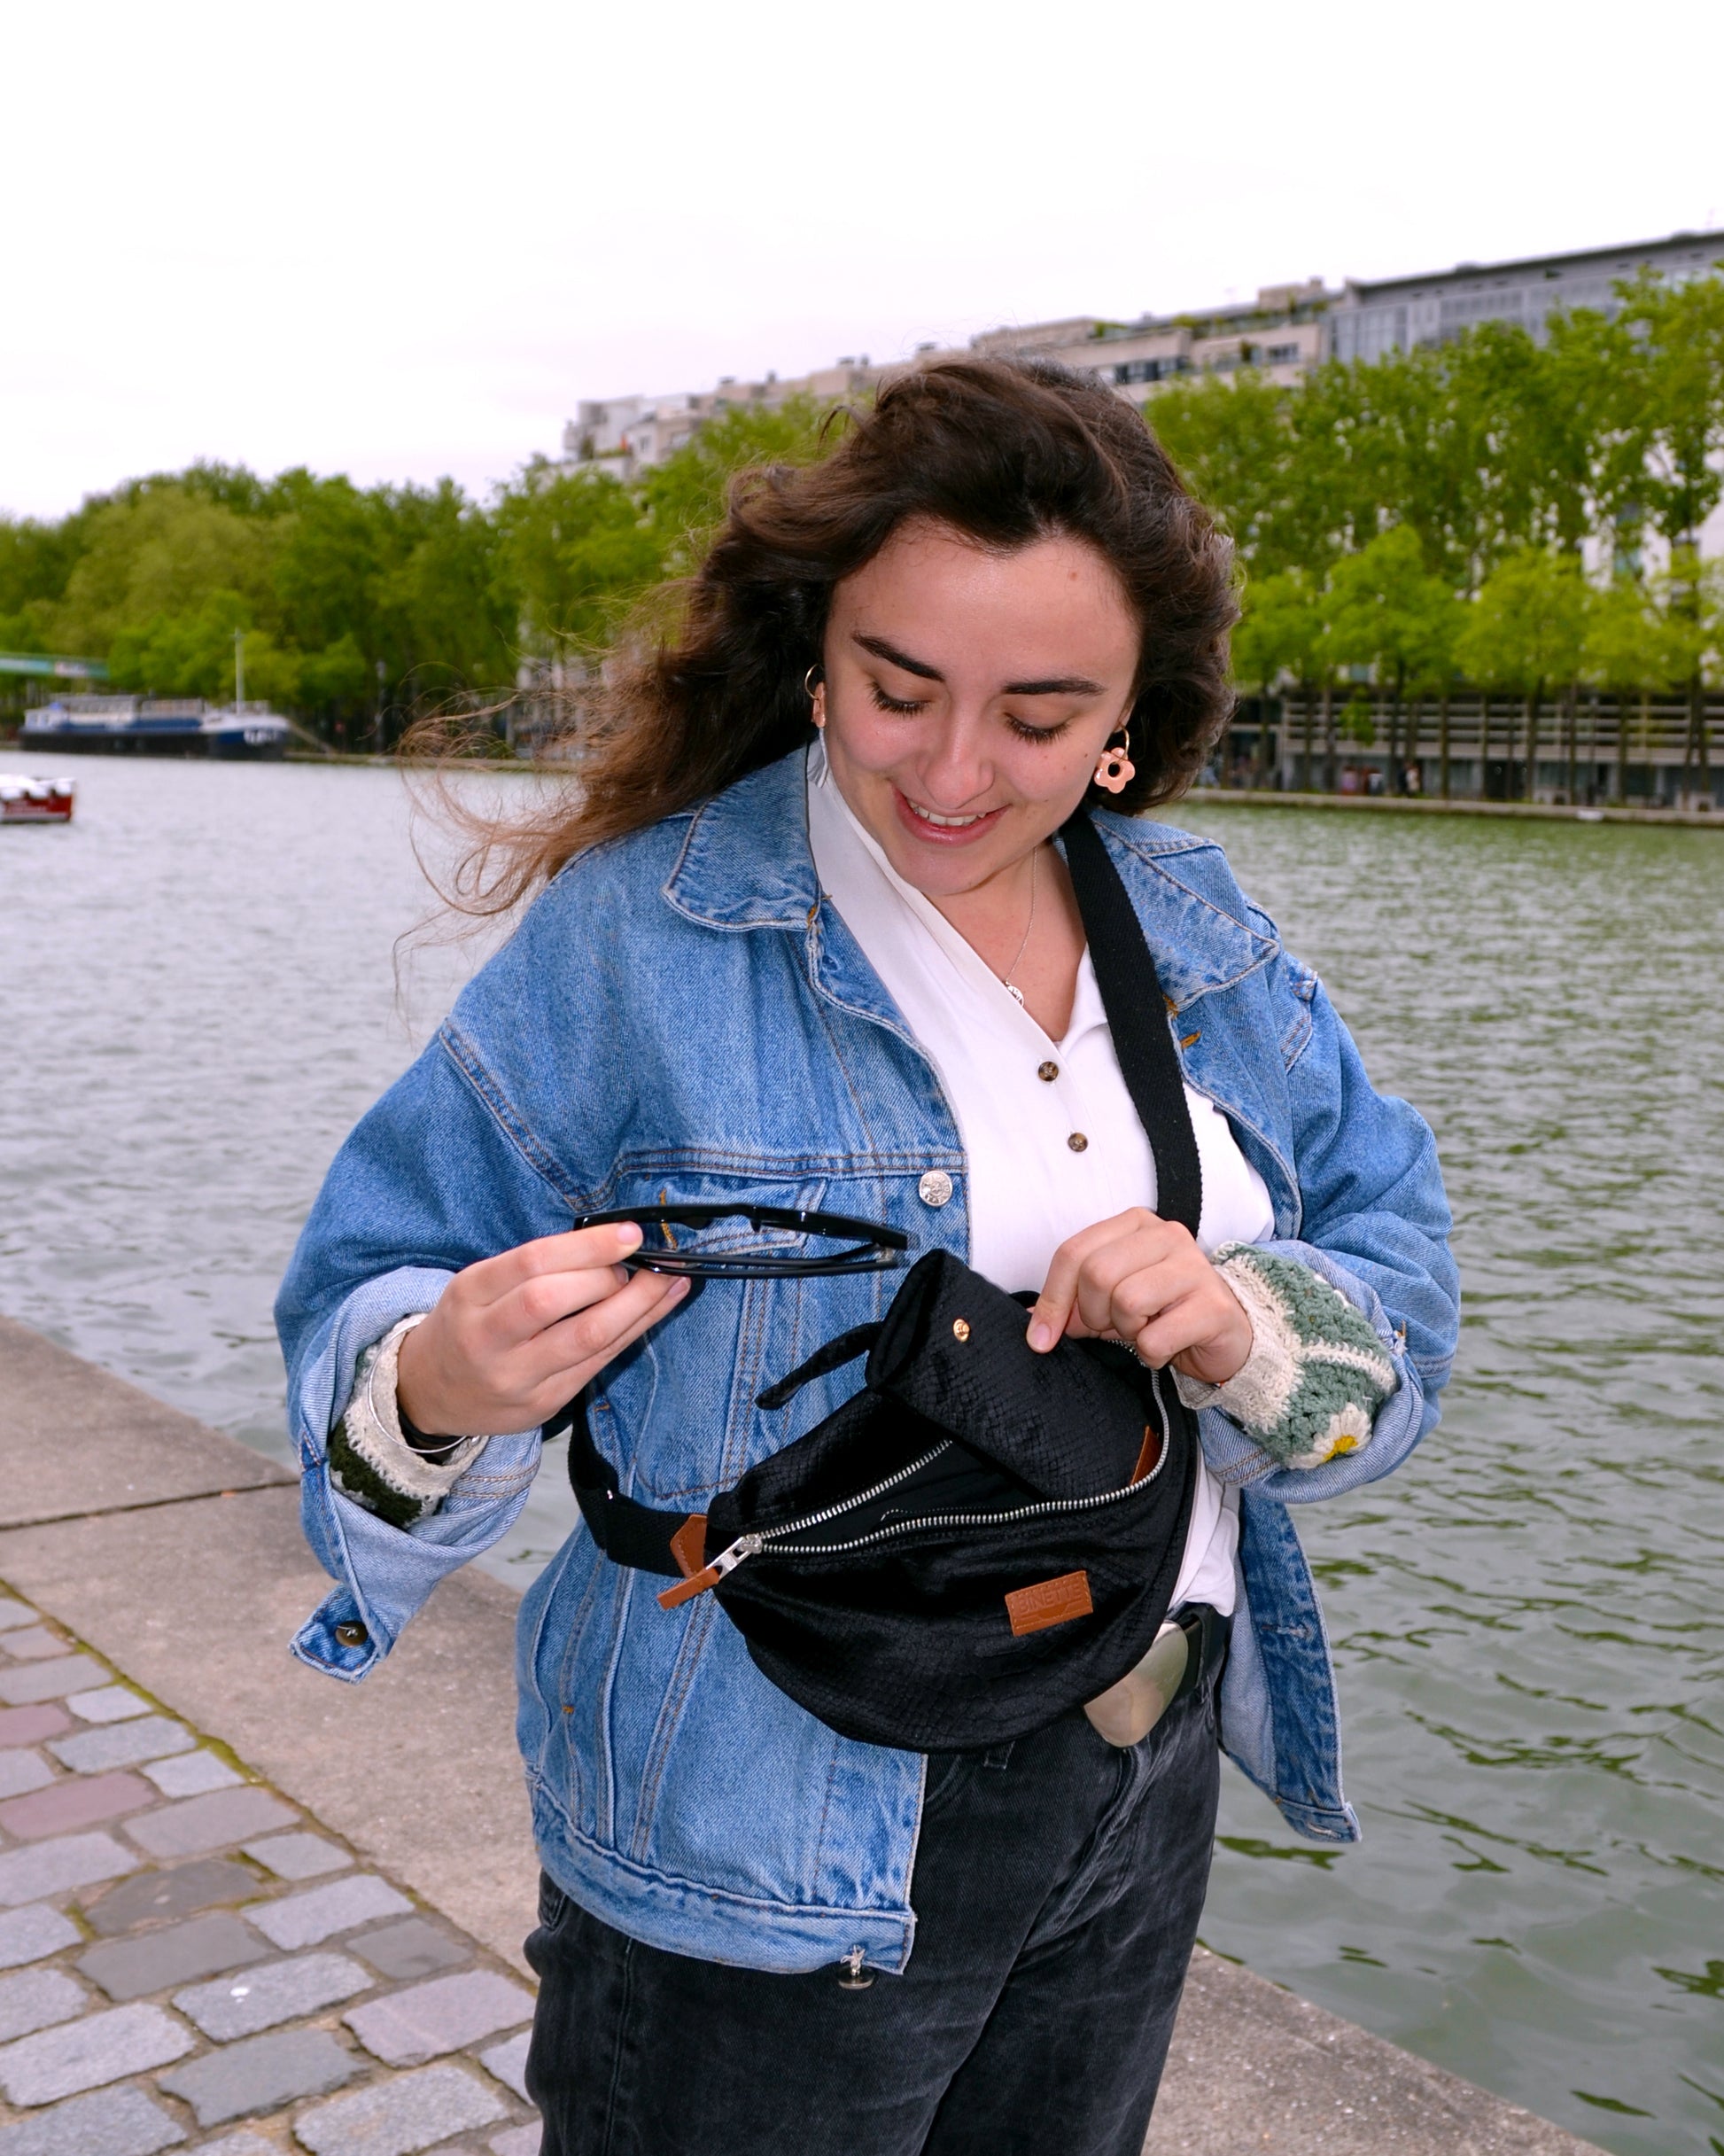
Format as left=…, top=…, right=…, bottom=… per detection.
left=343, top=1971, right=532, bottom=2068
left=0, top=1318, right=290, bottom=1530
left=1143, top=1949, right=1604, bottom=2155
left=0, top=1713, right=69, bottom=1752
left=0, top=1833, right=139, bottom=1908
left=0, top=1914, right=78, bottom=1973
left=0, top=2082, right=187, bottom=2156
left=0, top=1765, right=50, bottom=1808
left=79, top=1917, right=268, bottom=2004
left=175, top=1954, right=371, bottom=2042
left=293, top=2061, right=506, bottom=2156
left=0, top=1584, right=542, bottom=2153
left=0, top=1771, right=157, bottom=1841
left=50, top=1719, right=195, bottom=1777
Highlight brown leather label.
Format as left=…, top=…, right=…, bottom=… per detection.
left=1005, top=1570, right=1094, bottom=1637
left=669, top=1514, right=709, bottom=1579
left=1130, top=1422, right=1163, bottom=1484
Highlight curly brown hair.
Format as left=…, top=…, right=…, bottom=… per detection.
left=443, top=356, right=1236, bottom=908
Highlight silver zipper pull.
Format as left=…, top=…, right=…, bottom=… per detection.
left=656, top=1534, right=763, bottom=1611
left=837, top=1945, right=874, bottom=1991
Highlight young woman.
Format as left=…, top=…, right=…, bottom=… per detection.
left=277, top=359, right=1457, bottom=2156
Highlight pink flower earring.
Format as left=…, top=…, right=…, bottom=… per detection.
left=1092, top=727, right=1135, bottom=794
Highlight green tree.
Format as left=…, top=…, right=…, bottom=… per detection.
left=1456, top=549, right=1590, bottom=798
left=1144, top=371, right=1293, bottom=569
left=493, top=460, right=663, bottom=654
left=1231, top=569, right=1332, bottom=787
left=1326, top=527, right=1459, bottom=789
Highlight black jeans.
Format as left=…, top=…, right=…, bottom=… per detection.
left=523, top=1671, right=1221, bottom=2156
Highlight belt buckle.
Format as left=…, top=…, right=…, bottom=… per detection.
left=1083, top=1606, right=1210, bottom=1749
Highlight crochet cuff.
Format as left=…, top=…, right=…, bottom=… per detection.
left=1174, top=1244, right=1398, bottom=1470
left=327, top=1315, right=490, bottom=1529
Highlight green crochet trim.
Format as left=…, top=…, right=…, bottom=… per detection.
left=1220, top=1246, right=1393, bottom=1364
left=1208, top=1245, right=1398, bottom=1467
left=328, top=1416, right=428, bottom=1530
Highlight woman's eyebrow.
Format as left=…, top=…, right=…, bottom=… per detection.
left=852, top=632, right=943, bottom=681
left=851, top=632, right=1103, bottom=698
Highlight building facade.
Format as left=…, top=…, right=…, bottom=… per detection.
left=561, top=228, right=1723, bottom=479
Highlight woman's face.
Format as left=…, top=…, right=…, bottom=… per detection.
left=819, top=518, right=1141, bottom=899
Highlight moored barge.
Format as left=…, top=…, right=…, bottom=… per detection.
left=20, top=697, right=291, bottom=759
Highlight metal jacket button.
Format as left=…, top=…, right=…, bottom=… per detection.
left=1067, top=1133, right=1089, bottom=1153
left=918, top=1170, right=953, bottom=1208
left=334, top=1621, right=369, bottom=1648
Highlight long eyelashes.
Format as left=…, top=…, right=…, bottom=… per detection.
left=866, top=683, right=1071, bottom=744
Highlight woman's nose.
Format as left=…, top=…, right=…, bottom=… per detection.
left=915, top=715, right=993, bottom=806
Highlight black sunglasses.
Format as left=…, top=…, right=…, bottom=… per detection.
left=573, top=1204, right=910, bottom=1279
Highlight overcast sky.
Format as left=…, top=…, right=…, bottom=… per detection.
left=8, top=0, right=1723, bottom=520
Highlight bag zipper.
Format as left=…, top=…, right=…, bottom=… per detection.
left=660, top=1370, right=1174, bottom=1608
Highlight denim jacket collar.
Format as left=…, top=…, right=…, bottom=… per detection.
left=663, top=749, right=1276, bottom=1012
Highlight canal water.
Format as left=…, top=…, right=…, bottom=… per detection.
left=3, top=759, right=1720, bottom=2153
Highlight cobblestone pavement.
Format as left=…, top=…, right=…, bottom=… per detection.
left=0, top=1584, right=540, bottom=2156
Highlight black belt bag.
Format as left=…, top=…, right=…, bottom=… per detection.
left=561, top=812, right=1210, bottom=1752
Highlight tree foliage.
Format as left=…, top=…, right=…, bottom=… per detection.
left=1149, top=268, right=1724, bottom=706
left=0, top=398, right=840, bottom=740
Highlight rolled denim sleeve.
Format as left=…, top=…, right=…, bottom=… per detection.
left=287, top=1266, right=541, bottom=1683
left=276, top=990, right=604, bottom=1681
left=1198, top=963, right=1458, bottom=1504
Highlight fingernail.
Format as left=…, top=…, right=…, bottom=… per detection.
left=614, top=1221, right=643, bottom=1249
left=669, top=1273, right=691, bottom=1296
left=1027, top=1321, right=1053, bottom=1353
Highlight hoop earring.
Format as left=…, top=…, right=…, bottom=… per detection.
left=1092, top=726, right=1136, bottom=794
left=804, top=665, right=826, bottom=729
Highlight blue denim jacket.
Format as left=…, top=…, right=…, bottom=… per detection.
left=276, top=749, right=1457, bottom=1975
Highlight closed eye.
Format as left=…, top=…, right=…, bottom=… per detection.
left=869, top=683, right=928, bottom=717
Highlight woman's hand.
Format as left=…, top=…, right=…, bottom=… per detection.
left=395, top=1222, right=688, bottom=1436
left=1025, top=1209, right=1253, bottom=1386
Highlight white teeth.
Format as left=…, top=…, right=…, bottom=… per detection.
left=907, top=802, right=984, bottom=828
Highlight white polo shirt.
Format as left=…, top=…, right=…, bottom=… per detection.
left=805, top=744, right=1275, bottom=1615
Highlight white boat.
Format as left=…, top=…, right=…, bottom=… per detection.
left=0, top=773, right=76, bottom=824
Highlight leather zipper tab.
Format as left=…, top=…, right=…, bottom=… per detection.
left=656, top=1534, right=762, bottom=1611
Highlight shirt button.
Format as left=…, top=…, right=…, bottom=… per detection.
left=918, top=1170, right=954, bottom=1208
left=1067, top=1133, right=1089, bottom=1154
left=1037, top=1062, right=1060, bottom=1083
left=334, top=1620, right=369, bottom=1648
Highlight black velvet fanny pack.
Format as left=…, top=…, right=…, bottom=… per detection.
left=555, top=812, right=1211, bottom=1753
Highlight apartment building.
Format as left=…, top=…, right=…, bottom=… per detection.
left=1330, top=227, right=1724, bottom=363
left=562, top=228, right=1722, bottom=479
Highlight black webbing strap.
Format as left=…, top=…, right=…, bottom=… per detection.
left=550, top=1394, right=687, bottom=1579
left=755, top=1322, right=882, bottom=1412
left=1060, top=813, right=1203, bottom=1237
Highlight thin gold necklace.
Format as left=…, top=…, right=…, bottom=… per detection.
left=1000, top=848, right=1037, bottom=1006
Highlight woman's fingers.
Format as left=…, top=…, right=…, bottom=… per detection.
left=1027, top=1210, right=1253, bottom=1383
left=516, top=1268, right=690, bottom=1397
left=1029, top=1210, right=1183, bottom=1350
left=397, top=1222, right=686, bottom=1435
left=1028, top=1210, right=1159, bottom=1350
left=465, top=1223, right=645, bottom=1321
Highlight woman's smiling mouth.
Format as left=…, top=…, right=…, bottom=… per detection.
left=895, top=790, right=1007, bottom=843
